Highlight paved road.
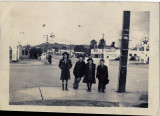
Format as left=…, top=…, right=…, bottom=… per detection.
left=10, top=57, right=148, bottom=92
left=9, top=56, right=149, bottom=107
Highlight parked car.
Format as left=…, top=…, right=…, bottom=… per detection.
left=115, top=57, right=120, bottom=61
left=129, top=56, right=136, bottom=61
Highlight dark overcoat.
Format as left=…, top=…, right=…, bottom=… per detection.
left=48, top=54, right=52, bottom=63
left=59, top=59, right=72, bottom=80
left=96, top=65, right=109, bottom=84
left=83, top=63, right=96, bottom=84
left=73, top=61, right=85, bottom=78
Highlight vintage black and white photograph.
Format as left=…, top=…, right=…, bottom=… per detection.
left=8, top=2, right=150, bottom=107
left=0, top=1, right=159, bottom=115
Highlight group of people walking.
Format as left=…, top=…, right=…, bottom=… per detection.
left=41, top=52, right=52, bottom=64
left=58, top=52, right=109, bottom=93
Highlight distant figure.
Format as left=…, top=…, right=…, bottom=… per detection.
left=73, top=55, right=85, bottom=90
left=96, top=59, right=109, bottom=93
left=59, top=52, right=72, bottom=91
left=48, top=53, right=52, bottom=64
left=83, top=57, right=96, bottom=92
left=40, top=53, right=45, bottom=63
left=45, top=53, right=49, bottom=64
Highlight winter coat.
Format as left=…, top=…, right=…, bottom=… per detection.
left=48, top=54, right=52, bottom=63
left=59, top=58, right=72, bottom=80
left=96, top=65, right=109, bottom=85
left=83, top=63, right=96, bottom=84
left=73, top=61, right=85, bottom=78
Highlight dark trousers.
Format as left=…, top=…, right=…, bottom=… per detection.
left=98, top=81, right=105, bottom=90
left=87, top=80, right=92, bottom=90
left=73, top=77, right=81, bottom=89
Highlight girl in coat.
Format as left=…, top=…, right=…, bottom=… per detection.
left=83, top=57, right=96, bottom=92
left=96, top=59, right=109, bottom=93
left=73, top=54, right=85, bottom=90
left=59, top=52, right=72, bottom=91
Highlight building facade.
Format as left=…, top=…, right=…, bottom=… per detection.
left=91, top=47, right=149, bottom=64
left=9, top=44, right=23, bottom=62
left=56, top=49, right=74, bottom=57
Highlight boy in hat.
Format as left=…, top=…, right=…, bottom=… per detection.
left=59, top=52, right=72, bottom=91
left=96, top=59, right=109, bottom=93
left=73, top=54, right=85, bottom=90
left=83, top=57, right=96, bottom=92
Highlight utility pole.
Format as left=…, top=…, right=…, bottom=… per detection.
left=43, top=35, right=49, bottom=52
left=117, top=11, right=131, bottom=93
left=70, top=42, right=71, bottom=57
left=102, top=33, right=104, bottom=58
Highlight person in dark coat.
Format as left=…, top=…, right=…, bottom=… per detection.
left=48, top=52, right=52, bottom=64
left=83, top=57, right=96, bottom=92
left=96, top=59, right=109, bottom=93
left=73, top=55, right=85, bottom=90
left=59, top=52, right=72, bottom=91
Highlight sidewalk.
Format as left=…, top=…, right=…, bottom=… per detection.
left=10, top=87, right=148, bottom=107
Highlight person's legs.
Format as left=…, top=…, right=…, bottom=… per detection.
left=62, top=80, right=64, bottom=91
left=76, top=77, right=81, bottom=89
left=65, top=80, right=68, bottom=91
left=87, top=83, right=90, bottom=91
left=89, top=81, right=92, bottom=92
left=98, top=80, right=101, bottom=92
left=73, top=78, right=77, bottom=89
left=102, top=83, right=105, bottom=93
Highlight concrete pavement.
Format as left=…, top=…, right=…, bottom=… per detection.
left=10, top=86, right=148, bottom=107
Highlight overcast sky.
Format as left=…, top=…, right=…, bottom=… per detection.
left=9, top=2, right=149, bottom=47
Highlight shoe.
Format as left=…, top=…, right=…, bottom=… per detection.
left=62, top=84, right=64, bottom=91
left=87, top=88, right=91, bottom=92
left=102, top=90, right=105, bottom=93
left=65, top=84, right=68, bottom=91
left=98, top=89, right=101, bottom=93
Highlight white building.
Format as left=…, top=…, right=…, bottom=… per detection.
left=74, top=52, right=85, bottom=57
left=22, top=47, right=30, bottom=59
left=47, top=49, right=55, bottom=54
left=56, top=49, right=74, bottom=56
left=9, top=41, right=23, bottom=62
left=91, top=47, right=149, bottom=64
left=128, top=49, right=149, bottom=63
left=91, top=48, right=120, bottom=60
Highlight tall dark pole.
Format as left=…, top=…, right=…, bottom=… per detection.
left=102, top=33, right=104, bottom=58
left=46, top=35, right=48, bottom=52
left=43, top=35, right=48, bottom=52
left=117, top=11, right=130, bottom=93
left=70, top=42, right=71, bottom=57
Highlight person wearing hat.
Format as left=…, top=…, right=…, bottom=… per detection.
left=59, top=52, right=72, bottom=91
left=73, top=54, right=85, bottom=90
left=83, top=57, right=96, bottom=92
left=96, top=59, right=109, bottom=93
